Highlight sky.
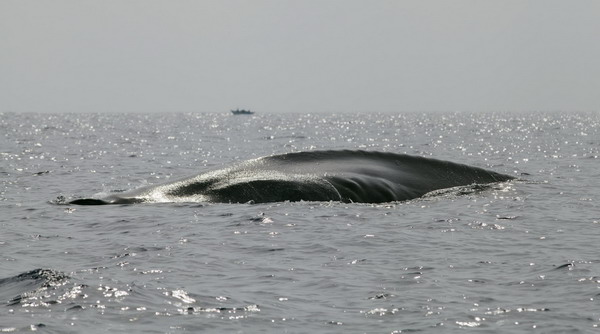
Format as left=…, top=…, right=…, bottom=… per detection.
left=1, top=0, right=600, bottom=113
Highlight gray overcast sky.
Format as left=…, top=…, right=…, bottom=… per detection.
left=2, top=0, right=599, bottom=113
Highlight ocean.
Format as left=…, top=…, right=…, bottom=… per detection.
left=1, top=111, right=599, bottom=333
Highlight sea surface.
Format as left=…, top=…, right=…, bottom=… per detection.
left=1, top=111, right=599, bottom=333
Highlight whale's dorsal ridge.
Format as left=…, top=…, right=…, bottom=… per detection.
left=69, top=150, right=515, bottom=205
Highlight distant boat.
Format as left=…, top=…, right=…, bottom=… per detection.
left=231, top=109, right=254, bottom=115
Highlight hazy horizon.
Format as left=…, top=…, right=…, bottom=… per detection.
left=2, top=0, right=600, bottom=114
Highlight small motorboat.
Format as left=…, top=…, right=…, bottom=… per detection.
left=231, top=109, right=254, bottom=115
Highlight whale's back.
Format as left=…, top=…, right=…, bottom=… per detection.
left=69, top=150, right=515, bottom=205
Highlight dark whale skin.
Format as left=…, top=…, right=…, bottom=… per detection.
left=69, top=150, right=514, bottom=205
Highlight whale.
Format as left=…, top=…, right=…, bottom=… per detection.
left=69, top=150, right=515, bottom=205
